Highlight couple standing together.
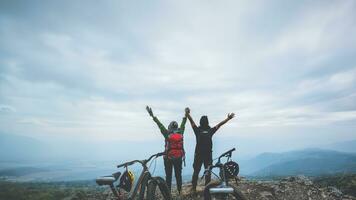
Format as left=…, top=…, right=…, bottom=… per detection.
left=146, top=106, right=235, bottom=193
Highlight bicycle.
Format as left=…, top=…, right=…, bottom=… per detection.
left=202, top=148, right=247, bottom=200
left=96, top=152, right=172, bottom=200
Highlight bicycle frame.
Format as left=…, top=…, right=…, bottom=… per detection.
left=127, top=168, right=151, bottom=199
left=101, top=152, right=165, bottom=200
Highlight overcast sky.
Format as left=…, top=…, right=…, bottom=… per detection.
left=1, top=0, right=356, bottom=156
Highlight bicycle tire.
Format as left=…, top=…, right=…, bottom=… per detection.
left=203, top=181, right=247, bottom=200
left=138, top=173, right=151, bottom=200
left=154, top=177, right=171, bottom=200
left=147, top=176, right=172, bottom=200
left=146, top=179, right=157, bottom=200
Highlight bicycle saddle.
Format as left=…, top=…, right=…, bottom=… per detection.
left=96, top=176, right=116, bottom=186
left=96, top=172, right=121, bottom=186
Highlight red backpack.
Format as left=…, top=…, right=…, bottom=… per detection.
left=165, top=132, right=185, bottom=160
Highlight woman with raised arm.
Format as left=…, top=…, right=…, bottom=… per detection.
left=145, top=106, right=187, bottom=194
left=185, top=107, right=235, bottom=192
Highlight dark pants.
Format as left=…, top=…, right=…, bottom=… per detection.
left=164, top=157, right=182, bottom=193
left=192, top=153, right=212, bottom=189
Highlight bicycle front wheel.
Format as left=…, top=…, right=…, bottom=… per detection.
left=138, top=173, right=151, bottom=200
left=147, top=176, right=172, bottom=200
left=203, top=181, right=247, bottom=200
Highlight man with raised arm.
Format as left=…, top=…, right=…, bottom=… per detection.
left=185, top=107, right=235, bottom=192
left=146, top=106, right=187, bottom=194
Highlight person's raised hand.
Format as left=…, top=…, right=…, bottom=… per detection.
left=185, top=107, right=190, bottom=116
left=146, top=106, right=154, bottom=117
left=227, top=113, right=235, bottom=119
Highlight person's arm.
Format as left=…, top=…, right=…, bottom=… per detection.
left=185, top=107, right=197, bottom=128
left=214, top=113, right=235, bottom=131
left=179, top=110, right=187, bottom=134
left=146, top=106, right=168, bottom=136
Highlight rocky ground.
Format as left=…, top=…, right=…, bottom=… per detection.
left=1, top=176, right=355, bottom=199
left=156, top=176, right=356, bottom=200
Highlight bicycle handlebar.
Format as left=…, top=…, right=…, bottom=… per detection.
left=218, top=148, right=236, bottom=159
left=117, top=152, right=165, bottom=168
left=201, top=148, right=237, bottom=179
left=117, top=160, right=140, bottom=168
left=145, top=152, right=165, bottom=163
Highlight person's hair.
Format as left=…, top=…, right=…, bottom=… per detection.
left=199, top=116, right=210, bottom=129
left=168, top=121, right=178, bottom=132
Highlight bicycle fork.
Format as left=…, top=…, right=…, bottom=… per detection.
left=108, top=183, right=121, bottom=199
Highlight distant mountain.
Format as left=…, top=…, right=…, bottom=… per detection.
left=240, top=148, right=325, bottom=174
left=0, top=133, right=48, bottom=162
left=322, top=140, right=356, bottom=153
left=240, top=148, right=356, bottom=177
left=0, top=132, right=174, bottom=163
left=0, top=167, right=49, bottom=177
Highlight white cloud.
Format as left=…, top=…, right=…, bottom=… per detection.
left=269, top=1, right=356, bottom=55
left=0, top=0, right=355, bottom=149
left=294, top=68, right=356, bottom=97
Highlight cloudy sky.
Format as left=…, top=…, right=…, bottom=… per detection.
left=1, top=0, right=356, bottom=157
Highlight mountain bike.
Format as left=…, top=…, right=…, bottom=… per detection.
left=202, top=148, right=247, bottom=200
left=96, top=152, right=172, bottom=200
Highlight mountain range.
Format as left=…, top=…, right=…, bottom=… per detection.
left=242, top=148, right=356, bottom=177
left=1, top=133, right=356, bottom=181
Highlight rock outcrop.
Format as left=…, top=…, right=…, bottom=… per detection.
left=175, top=176, right=356, bottom=200
left=99, top=176, right=355, bottom=200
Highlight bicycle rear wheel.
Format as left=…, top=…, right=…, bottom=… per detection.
left=147, top=176, right=172, bottom=200
left=204, top=181, right=247, bottom=200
